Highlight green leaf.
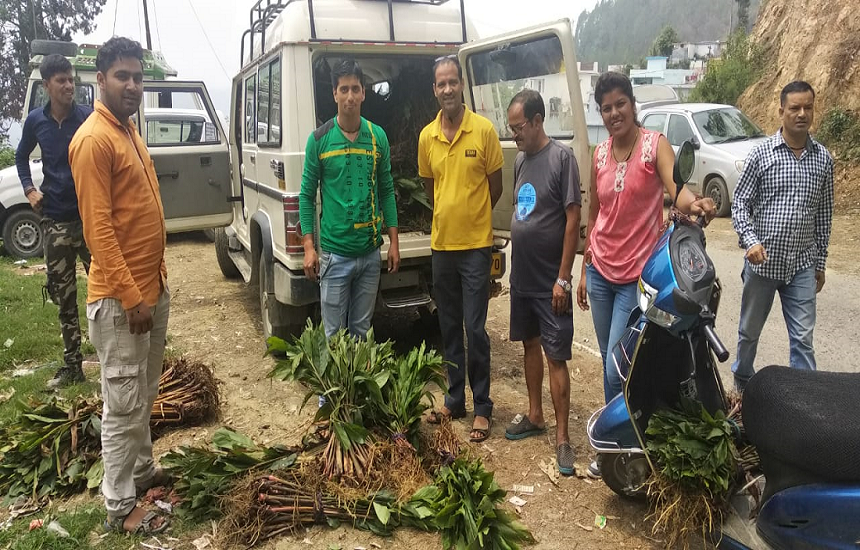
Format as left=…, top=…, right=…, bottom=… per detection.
left=86, top=459, right=104, bottom=489
left=268, top=454, right=297, bottom=471
left=373, top=501, right=391, bottom=526
left=212, top=429, right=257, bottom=451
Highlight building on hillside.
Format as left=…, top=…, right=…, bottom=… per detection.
left=670, top=40, right=725, bottom=65
left=630, top=56, right=699, bottom=101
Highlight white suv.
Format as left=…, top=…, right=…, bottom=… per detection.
left=640, top=103, right=767, bottom=217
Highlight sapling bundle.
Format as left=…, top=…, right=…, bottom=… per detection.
left=151, top=358, right=220, bottom=432
left=645, top=399, right=740, bottom=550
left=267, top=323, right=395, bottom=480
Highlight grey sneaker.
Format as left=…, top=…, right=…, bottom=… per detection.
left=587, top=459, right=601, bottom=479
left=47, top=365, right=85, bottom=389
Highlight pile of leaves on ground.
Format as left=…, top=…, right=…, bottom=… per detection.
left=160, top=427, right=299, bottom=523
left=161, top=323, right=534, bottom=548
left=0, top=398, right=103, bottom=500
left=644, top=398, right=745, bottom=550
left=0, top=358, right=221, bottom=502
left=216, top=424, right=533, bottom=549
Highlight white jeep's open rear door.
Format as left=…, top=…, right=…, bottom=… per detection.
left=458, top=20, right=591, bottom=244
left=141, top=81, right=233, bottom=233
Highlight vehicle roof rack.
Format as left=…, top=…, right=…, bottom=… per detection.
left=241, top=0, right=466, bottom=68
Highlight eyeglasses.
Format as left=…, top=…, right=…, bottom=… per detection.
left=434, top=54, right=458, bottom=63
left=507, top=120, right=529, bottom=135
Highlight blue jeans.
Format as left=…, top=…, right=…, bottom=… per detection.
left=732, top=263, right=817, bottom=384
left=319, top=248, right=381, bottom=339
left=586, top=263, right=639, bottom=403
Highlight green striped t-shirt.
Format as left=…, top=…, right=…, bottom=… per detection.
left=299, top=117, right=397, bottom=257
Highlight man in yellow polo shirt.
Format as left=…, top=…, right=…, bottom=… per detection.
left=418, top=56, right=503, bottom=443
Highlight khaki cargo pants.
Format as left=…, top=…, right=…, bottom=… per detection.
left=87, top=289, right=169, bottom=519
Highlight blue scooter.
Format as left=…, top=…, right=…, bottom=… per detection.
left=586, top=141, right=860, bottom=549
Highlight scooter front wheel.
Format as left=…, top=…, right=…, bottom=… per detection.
left=599, top=453, right=650, bottom=500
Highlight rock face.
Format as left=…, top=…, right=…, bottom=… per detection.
left=738, top=0, right=860, bottom=132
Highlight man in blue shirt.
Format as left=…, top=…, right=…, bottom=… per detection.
left=16, top=53, right=93, bottom=388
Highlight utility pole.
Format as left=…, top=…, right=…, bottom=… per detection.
left=142, top=0, right=153, bottom=50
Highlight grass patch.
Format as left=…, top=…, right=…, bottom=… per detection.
left=816, top=107, right=860, bottom=163
left=0, top=257, right=90, bottom=372
left=0, top=500, right=209, bottom=550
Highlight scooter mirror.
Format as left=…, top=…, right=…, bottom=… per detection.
left=673, top=140, right=696, bottom=200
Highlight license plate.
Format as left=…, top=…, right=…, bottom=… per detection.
left=490, top=251, right=506, bottom=278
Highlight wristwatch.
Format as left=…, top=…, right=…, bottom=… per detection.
left=556, top=278, right=572, bottom=293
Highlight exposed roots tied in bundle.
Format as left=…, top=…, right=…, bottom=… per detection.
left=219, top=440, right=432, bottom=548
left=151, top=358, right=220, bottom=433
left=419, top=416, right=461, bottom=472
left=321, top=435, right=375, bottom=481
left=646, top=475, right=727, bottom=550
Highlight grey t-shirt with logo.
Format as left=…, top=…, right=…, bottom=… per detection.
left=510, top=139, right=582, bottom=297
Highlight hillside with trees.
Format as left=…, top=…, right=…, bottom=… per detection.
left=574, top=0, right=761, bottom=66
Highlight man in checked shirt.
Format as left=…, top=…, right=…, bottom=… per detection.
left=730, top=80, right=834, bottom=392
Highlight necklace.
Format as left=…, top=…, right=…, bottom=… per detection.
left=612, top=128, right=639, bottom=164
left=788, top=144, right=806, bottom=151
left=337, top=117, right=361, bottom=134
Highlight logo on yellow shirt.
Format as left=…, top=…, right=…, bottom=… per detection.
left=465, top=149, right=477, bottom=157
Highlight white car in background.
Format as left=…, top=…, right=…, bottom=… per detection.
left=0, top=107, right=227, bottom=259
left=640, top=103, right=767, bottom=217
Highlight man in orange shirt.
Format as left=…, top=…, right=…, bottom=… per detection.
left=69, top=37, right=170, bottom=536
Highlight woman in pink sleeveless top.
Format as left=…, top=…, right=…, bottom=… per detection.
left=576, top=72, right=714, bottom=410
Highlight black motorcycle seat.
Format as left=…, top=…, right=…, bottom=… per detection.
left=743, top=365, right=860, bottom=481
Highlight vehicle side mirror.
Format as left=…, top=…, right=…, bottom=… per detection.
left=691, top=135, right=701, bottom=150
left=673, top=140, right=696, bottom=202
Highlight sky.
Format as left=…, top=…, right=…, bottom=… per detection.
left=8, top=0, right=598, bottom=146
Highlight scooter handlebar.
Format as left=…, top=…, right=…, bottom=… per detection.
left=703, top=322, right=729, bottom=363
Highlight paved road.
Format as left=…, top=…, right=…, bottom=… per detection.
left=502, top=217, right=860, bottom=384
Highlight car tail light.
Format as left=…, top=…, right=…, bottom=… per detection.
left=283, top=195, right=303, bottom=254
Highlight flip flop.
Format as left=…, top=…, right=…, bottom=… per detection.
left=469, top=417, right=492, bottom=443
left=505, top=413, right=547, bottom=440
left=427, top=408, right=466, bottom=424
left=557, top=442, right=575, bottom=476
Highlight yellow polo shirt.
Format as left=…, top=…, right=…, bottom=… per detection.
left=418, top=107, right=504, bottom=251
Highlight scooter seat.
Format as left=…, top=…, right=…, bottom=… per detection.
left=743, top=365, right=860, bottom=482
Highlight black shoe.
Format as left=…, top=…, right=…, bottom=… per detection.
left=47, top=365, right=85, bottom=389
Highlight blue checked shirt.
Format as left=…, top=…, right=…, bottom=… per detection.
left=731, top=129, right=834, bottom=282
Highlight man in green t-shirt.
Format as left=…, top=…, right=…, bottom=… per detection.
left=299, top=59, right=400, bottom=338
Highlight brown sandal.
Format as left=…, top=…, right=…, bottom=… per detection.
left=469, top=417, right=492, bottom=443
left=427, top=408, right=466, bottom=424
left=105, top=507, right=169, bottom=535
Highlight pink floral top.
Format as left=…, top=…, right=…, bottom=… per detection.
left=589, top=129, right=665, bottom=284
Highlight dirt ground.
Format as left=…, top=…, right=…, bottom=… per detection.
left=155, top=232, right=664, bottom=550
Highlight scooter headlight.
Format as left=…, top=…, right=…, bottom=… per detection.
left=638, top=279, right=679, bottom=329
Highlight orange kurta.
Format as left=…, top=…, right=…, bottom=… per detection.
left=69, top=100, right=167, bottom=310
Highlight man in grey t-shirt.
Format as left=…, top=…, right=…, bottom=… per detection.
left=503, top=90, right=582, bottom=476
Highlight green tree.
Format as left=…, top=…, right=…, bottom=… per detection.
left=0, top=135, right=13, bottom=169
left=736, top=0, right=751, bottom=32
left=650, top=25, right=680, bottom=57
left=0, top=0, right=107, bottom=137
left=689, top=31, right=763, bottom=106
left=574, top=0, right=762, bottom=66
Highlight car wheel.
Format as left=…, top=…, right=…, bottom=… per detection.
left=705, top=176, right=731, bottom=218
left=214, top=228, right=241, bottom=279
left=2, top=209, right=43, bottom=259
left=258, top=254, right=306, bottom=344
